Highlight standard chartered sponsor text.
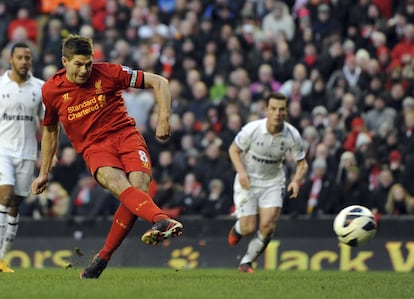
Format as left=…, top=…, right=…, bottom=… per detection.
left=67, top=97, right=99, bottom=120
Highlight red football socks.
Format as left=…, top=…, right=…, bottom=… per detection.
left=99, top=204, right=136, bottom=261
left=98, top=187, right=169, bottom=262
left=119, top=186, right=168, bottom=223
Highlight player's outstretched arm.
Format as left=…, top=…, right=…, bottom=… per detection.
left=287, top=159, right=308, bottom=198
left=142, top=72, right=171, bottom=141
left=32, top=124, right=59, bottom=194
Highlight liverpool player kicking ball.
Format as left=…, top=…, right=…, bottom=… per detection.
left=31, top=35, right=183, bottom=279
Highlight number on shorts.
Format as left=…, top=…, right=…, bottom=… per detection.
left=138, top=150, right=149, bottom=162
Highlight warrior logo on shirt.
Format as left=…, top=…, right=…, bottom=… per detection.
left=62, top=93, right=72, bottom=102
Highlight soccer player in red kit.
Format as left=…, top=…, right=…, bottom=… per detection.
left=31, top=35, right=183, bottom=279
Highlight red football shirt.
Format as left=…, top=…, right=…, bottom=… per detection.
left=42, top=63, right=144, bottom=153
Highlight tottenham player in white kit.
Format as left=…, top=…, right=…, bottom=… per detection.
left=228, top=92, right=308, bottom=273
left=0, top=43, right=44, bottom=272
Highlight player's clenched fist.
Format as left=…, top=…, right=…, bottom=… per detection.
left=31, top=175, right=49, bottom=194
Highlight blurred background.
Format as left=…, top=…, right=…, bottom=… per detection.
left=1, top=0, right=413, bottom=271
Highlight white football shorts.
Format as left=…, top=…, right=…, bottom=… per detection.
left=0, top=155, right=35, bottom=197
left=233, top=179, right=285, bottom=217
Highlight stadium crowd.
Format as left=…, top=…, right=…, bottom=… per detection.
left=1, top=0, right=414, bottom=221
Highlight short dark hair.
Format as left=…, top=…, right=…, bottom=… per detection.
left=265, top=92, right=288, bottom=106
left=11, top=43, right=30, bottom=56
left=62, top=34, right=93, bottom=60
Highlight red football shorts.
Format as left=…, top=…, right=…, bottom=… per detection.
left=83, top=127, right=152, bottom=176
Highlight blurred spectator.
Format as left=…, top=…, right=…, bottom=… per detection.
left=152, top=149, right=184, bottom=184
left=173, top=172, right=206, bottom=215
left=312, top=3, right=341, bottom=46
left=198, top=128, right=223, bottom=151
left=302, top=126, right=319, bottom=163
left=348, top=0, right=371, bottom=28
left=320, top=128, right=343, bottom=177
left=21, top=182, right=70, bottom=218
left=123, top=87, right=155, bottom=130
left=262, top=1, right=295, bottom=41
left=40, top=18, right=63, bottom=67
left=154, top=42, right=178, bottom=80
left=173, top=134, right=198, bottom=170
left=359, top=148, right=381, bottom=192
left=200, top=52, right=218, bottom=89
left=203, top=105, right=224, bottom=134
left=0, top=0, right=10, bottom=49
left=370, top=168, right=395, bottom=215
left=279, top=63, right=312, bottom=98
left=391, top=23, right=414, bottom=68
left=153, top=176, right=181, bottom=219
left=50, top=146, right=86, bottom=195
left=272, top=40, right=295, bottom=83
left=182, top=68, right=201, bottom=100
left=329, top=54, right=362, bottom=91
left=387, top=81, right=406, bottom=111
left=311, top=105, right=329, bottom=135
left=194, top=143, right=233, bottom=196
left=209, top=73, right=228, bottom=105
left=338, top=165, right=370, bottom=209
left=62, top=8, right=82, bottom=34
left=139, top=11, right=169, bottom=41
left=302, top=77, right=328, bottom=113
left=186, top=81, right=210, bottom=121
left=200, top=178, right=232, bottom=218
left=250, top=63, right=281, bottom=101
left=236, top=86, right=253, bottom=122
left=67, top=174, right=117, bottom=221
left=343, top=116, right=367, bottom=152
left=317, top=40, right=345, bottom=82
left=169, top=79, right=187, bottom=116
left=142, top=112, right=173, bottom=167
left=396, top=0, right=414, bottom=23
left=40, top=0, right=89, bottom=13
left=388, top=149, right=405, bottom=183
left=220, top=113, right=242, bottom=151
left=385, top=183, right=414, bottom=215
left=290, top=158, right=340, bottom=217
left=401, top=154, right=414, bottom=197
left=336, top=151, right=358, bottom=184
left=7, top=6, right=37, bottom=43
left=203, top=1, right=238, bottom=30
left=41, top=64, right=58, bottom=81
left=301, top=42, right=319, bottom=72
left=363, top=93, right=396, bottom=137
left=5, top=26, right=39, bottom=64
left=376, top=128, right=400, bottom=164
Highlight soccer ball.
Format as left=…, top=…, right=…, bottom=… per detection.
left=333, top=205, right=377, bottom=247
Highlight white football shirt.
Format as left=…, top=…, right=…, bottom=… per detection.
left=234, top=118, right=305, bottom=187
left=0, top=71, right=44, bottom=160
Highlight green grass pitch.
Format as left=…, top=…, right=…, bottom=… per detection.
left=1, top=268, right=413, bottom=299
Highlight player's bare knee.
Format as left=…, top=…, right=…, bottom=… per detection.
left=0, top=193, right=14, bottom=206
left=128, top=172, right=151, bottom=193
left=259, top=222, right=276, bottom=235
left=240, top=222, right=256, bottom=235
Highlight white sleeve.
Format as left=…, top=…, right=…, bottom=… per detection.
left=290, top=127, right=306, bottom=161
left=234, top=123, right=255, bottom=151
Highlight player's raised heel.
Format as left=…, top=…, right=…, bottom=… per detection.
left=80, top=255, right=108, bottom=279
left=239, top=263, right=254, bottom=273
left=228, top=225, right=242, bottom=246
left=141, top=219, right=183, bottom=245
left=0, top=260, right=14, bottom=272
